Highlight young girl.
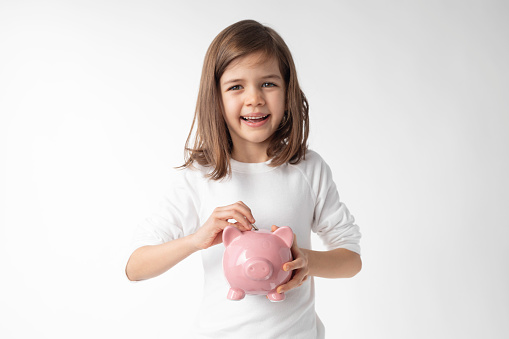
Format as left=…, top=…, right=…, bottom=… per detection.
left=126, top=19, right=361, bottom=338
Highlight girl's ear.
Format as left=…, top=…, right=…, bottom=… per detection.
left=223, top=226, right=242, bottom=247
left=273, top=226, right=293, bottom=248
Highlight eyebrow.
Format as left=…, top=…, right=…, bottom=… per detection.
left=222, top=74, right=282, bottom=86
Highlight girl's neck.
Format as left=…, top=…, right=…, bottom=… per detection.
left=231, top=146, right=270, bottom=163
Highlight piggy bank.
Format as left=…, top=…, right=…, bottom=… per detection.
left=222, top=226, right=293, bottom=302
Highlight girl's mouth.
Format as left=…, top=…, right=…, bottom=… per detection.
left=241, top=115, right=270, bottom=122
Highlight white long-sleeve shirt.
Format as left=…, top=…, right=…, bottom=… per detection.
left=130, top=150, right=361, bottom=338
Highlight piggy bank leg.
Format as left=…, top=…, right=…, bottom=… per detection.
left=227, top=288, right=245, bottom=301
left=267, top=289, right=285, bottom=302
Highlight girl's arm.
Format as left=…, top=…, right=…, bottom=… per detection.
left=126, top=201, right=255, bottom=281
left=302, top=247, right=361, bottom=278
left=126, top=235, right=198, bottom=281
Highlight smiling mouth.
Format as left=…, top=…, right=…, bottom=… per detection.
left=241, top=115, right=270, bottom=122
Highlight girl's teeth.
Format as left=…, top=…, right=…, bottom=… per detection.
left=242, top=115, right=268, bottom=121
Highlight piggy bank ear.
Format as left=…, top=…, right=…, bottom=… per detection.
left=273, top=226, right=293, bottom=248
left=223, top=226, right=242, bottom=247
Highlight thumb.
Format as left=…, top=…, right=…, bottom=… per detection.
left=271, top=225, right=279, bottom=232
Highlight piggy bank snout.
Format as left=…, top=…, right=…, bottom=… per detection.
left=244, top=257, right=274, bottom=281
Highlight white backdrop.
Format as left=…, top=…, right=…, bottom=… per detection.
left=1, top=1, right=508, bottom=338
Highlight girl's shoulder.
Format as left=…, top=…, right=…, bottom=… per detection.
left=303, top=149, right=324, bottom=163
left=169, top=162, right=212, bottom=190
left=288, top=149, right=335, bottom=184
left=285, top=150, right=337, bottom=203
left=291, top=149, right=330, bottom=172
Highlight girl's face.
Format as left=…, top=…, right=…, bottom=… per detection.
left=220, top=52, right=285, bottom=162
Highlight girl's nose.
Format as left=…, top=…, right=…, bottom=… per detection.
left=244, top=88, right=265, bottom=107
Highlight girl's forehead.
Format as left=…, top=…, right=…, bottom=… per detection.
left=223, top=52, right=280, bottom=76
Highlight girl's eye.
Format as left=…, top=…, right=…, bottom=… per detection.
left=262, top=82, right=276, bottom=88
left=228, top=85, right=242, bottom=91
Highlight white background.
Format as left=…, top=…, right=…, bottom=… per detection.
left=1, top=1, right=508, bottom=338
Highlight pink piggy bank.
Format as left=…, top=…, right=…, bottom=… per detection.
left=222, top=226, right=293, bottom=302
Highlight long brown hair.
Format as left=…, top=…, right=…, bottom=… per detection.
left=181, top=19, right=309, bottom=180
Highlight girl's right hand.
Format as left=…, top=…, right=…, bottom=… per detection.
left=191, top=201, right=255, bottom=250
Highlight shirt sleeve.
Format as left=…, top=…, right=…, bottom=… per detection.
left=310, top=154, right=361, bottom=254
left=129, top=169, right=201, bottom=252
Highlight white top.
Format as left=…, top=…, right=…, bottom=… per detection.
left=130, top=150, right=361, bottom=339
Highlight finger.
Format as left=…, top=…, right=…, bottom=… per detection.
left=283, top=257, right=306, bottom=272
left=227, top=210, right=253, bottom=230
left=277, top=271, right=308, bottom=293
left=232, top=201, right=256, bottom=224
left=217, top=202, right=255, bottom=226
left=235, top=200, right=249, bottom=209
left=223, top=220, right=244, bottom=231
left=215, top=202, right=253, bottom=220
left=292, top=269, right=308, bottom=283
left=271, top=225, right=278, bottom=232
left=277, top=278, right=302, bottom=294
left=214, top=209, right=252, bottom=230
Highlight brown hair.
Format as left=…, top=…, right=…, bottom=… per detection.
left=181, top=19, right=309, bottom=180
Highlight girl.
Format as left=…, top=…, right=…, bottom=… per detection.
left=126, top=19, right=361, bottom=339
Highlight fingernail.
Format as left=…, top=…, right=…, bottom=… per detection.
left=277, top=287, right=283, bottom=294
left=283, top=265, right=289, bottom=271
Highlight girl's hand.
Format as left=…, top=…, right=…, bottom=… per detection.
left=271, top=225, right=309, bottom=294
left=191, top=201, right=255, bottom=250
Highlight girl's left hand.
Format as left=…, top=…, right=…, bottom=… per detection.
left=271, top=225, right=309, bottom=294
